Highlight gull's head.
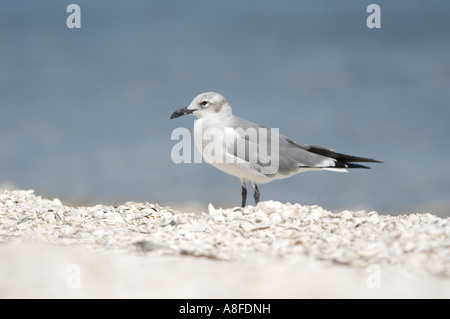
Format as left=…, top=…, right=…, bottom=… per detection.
left=170, top=92, right=232, bottom=120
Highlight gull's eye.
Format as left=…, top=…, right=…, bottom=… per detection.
left=200, top=100, right=209, bottom=107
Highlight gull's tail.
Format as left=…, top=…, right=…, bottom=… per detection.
left=290, top=141, right=383, bottom=169
left=312, top=148, right=383, bottom=169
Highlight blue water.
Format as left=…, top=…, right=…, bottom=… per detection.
left=1, top=1, right=450, bottom=216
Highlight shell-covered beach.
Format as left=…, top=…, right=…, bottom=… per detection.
left=1, top=189, right=449, bottom=298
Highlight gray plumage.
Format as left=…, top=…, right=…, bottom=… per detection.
left=171, top=92, right=382, bottom=207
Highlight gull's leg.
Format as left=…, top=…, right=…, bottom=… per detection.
left=253, top=183, right=260, bottom=205
left=241, top=179, right=247, bottom=208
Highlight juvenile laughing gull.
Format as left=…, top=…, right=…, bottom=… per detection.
left=170, top=92, right=382, bottom=207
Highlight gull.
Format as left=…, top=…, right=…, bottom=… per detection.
left=170, top=92, right=382, bottom=207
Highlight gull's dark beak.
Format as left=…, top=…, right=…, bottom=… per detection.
left=170, top=106, right=195, bottom=119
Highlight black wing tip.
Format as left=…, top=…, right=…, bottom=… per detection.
left=335, top=157, right=383, bottom=169
left=332, top=161, right=371, bottom=169
left=352, top=158, right=383, bottom=164
left=345, top=163, right=371, bottom=169
left=337, top=154, right=383, bottom=164
left=305, top=146, right=383, bottom=164
left=344, top=158, right=384, bottom=169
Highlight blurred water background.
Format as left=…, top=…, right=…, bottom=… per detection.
left=1, top=0, right=449, bottom=216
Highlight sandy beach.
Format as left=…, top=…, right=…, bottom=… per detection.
left=1, top=189, right=449, bottom=298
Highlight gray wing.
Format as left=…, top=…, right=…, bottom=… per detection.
left=226, top=115, right=382, bottom=177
